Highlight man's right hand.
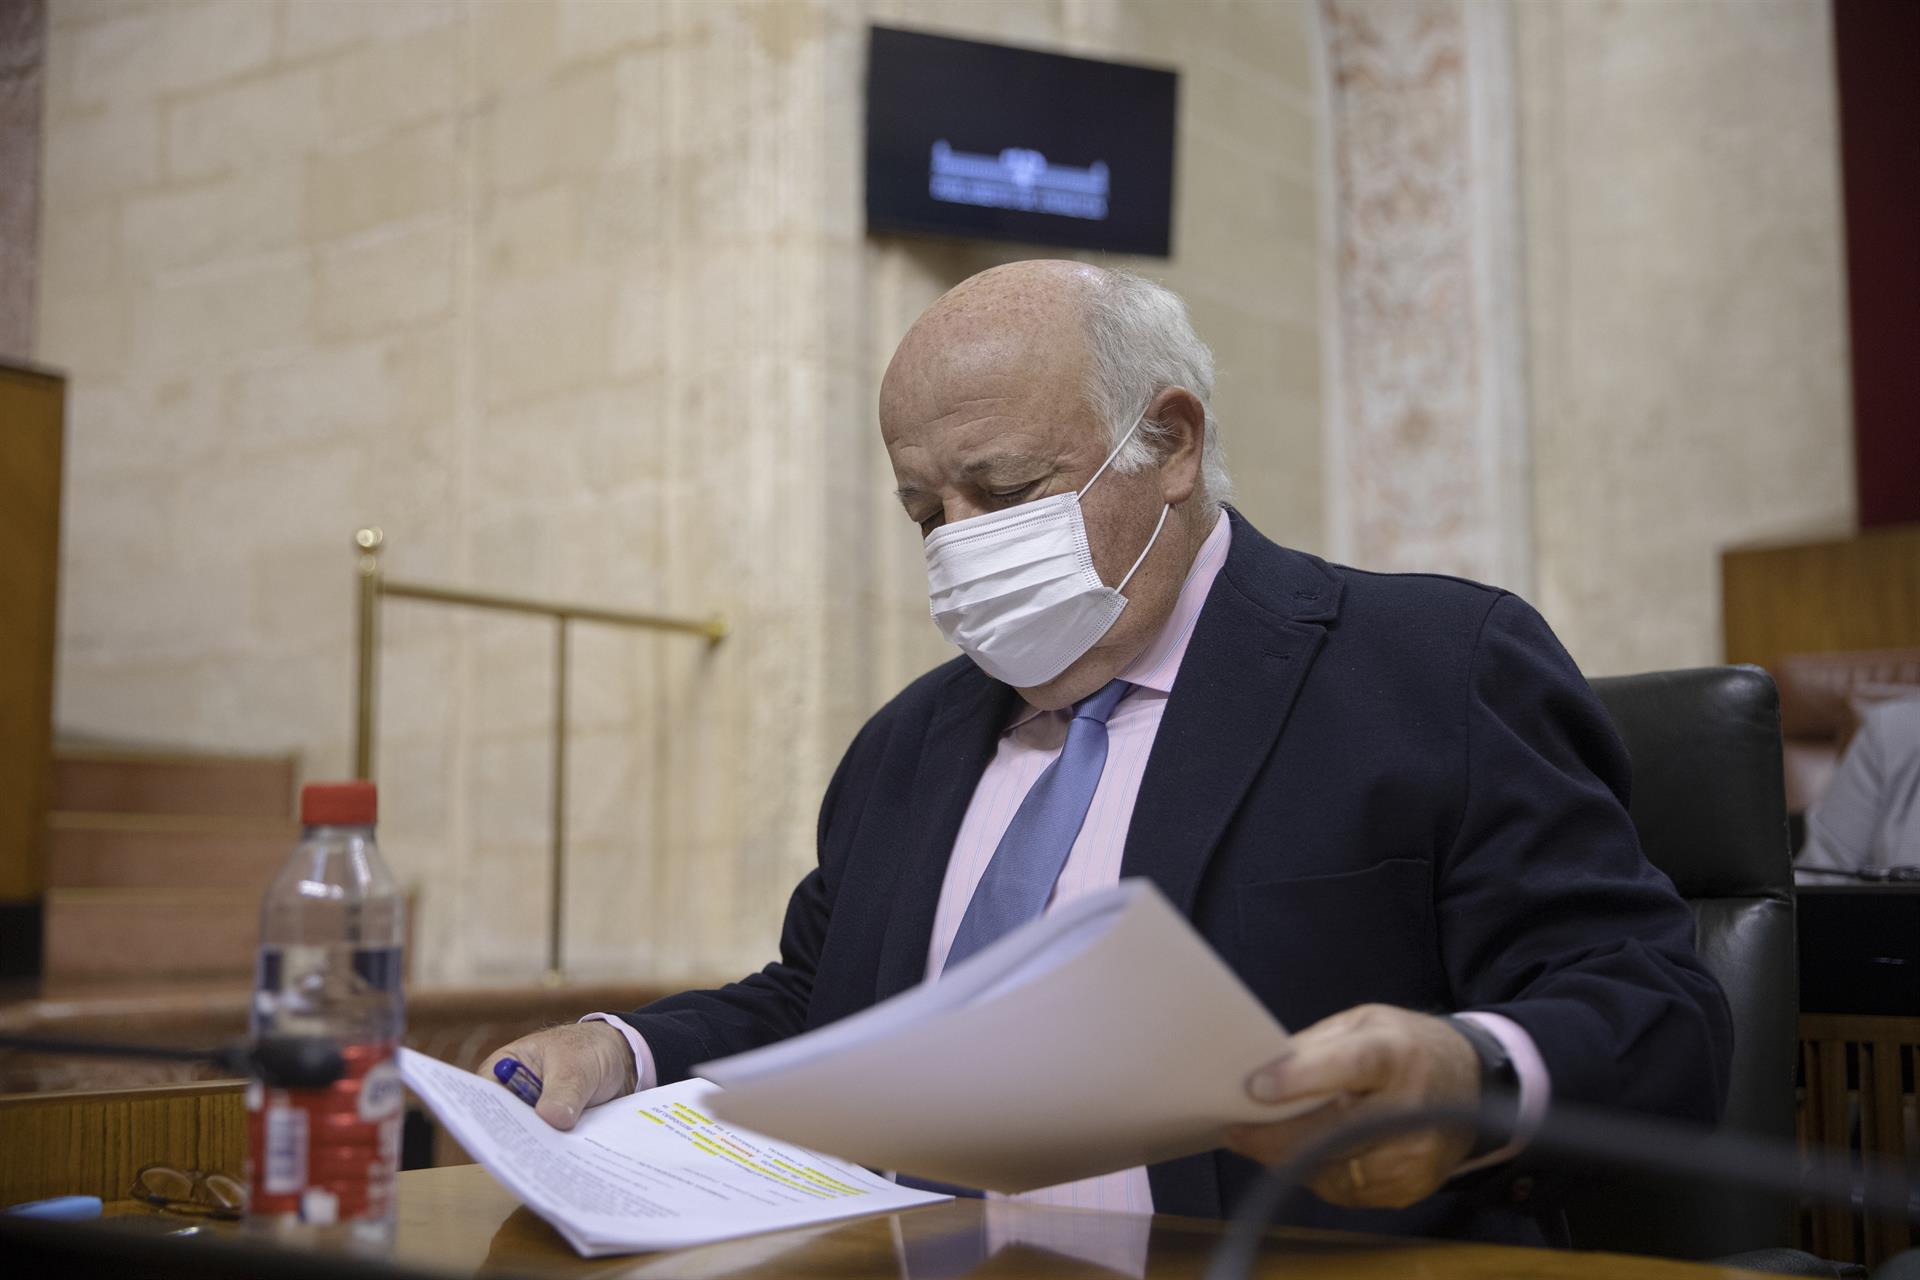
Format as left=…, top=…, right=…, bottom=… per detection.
left=478, top=1021, right=638, bottom=1131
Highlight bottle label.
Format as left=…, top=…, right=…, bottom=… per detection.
left=358, top=1060, right=403, bottom=1123
left=262, top=1098, right=309, bottom=1195
left=248, top=1042, right=401, bottom=1223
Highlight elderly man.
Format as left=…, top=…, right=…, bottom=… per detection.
left=484, top=262, right=1730, bottom=1245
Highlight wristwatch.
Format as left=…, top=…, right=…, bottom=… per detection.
left=1446, top=1015, right=1521, bottom=1159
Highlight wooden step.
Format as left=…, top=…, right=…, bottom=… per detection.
left=42, top=889, right=259, bottom=981
left=44, top=812, right=297, bottom=890
left=51, top=748, right=296, bottom=819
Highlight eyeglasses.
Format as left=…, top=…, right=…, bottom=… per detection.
left=130, top=1163, right=245, bottom=1220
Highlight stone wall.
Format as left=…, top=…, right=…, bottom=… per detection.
left=36, top=0, right=1323, bottom=984
left=1310, top=0, right=1854, bottom=677
left=0, top=0, right=42, bottom=357
left=1516, top=0, right=1854, bottom=674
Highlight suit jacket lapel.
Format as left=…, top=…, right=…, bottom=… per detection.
left=1121, top=508, right=1340, bottom=916
left=874, top=662, right=1016, bottom=1002
left=1135, top=511, right=1339, bottom=1219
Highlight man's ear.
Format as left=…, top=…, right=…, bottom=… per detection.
left=1146, top=386, right=1205, bottom=507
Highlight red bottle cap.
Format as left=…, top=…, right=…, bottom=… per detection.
left=301, top=781, right=377, bottom=826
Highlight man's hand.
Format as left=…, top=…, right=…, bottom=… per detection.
left=1226, top=1004, right=1481, bottom=1210
left=478, top=1022, right=638, bottom=1131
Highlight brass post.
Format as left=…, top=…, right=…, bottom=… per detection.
left=345, top=525, right=725, bottom=985
left=353, top=528, right=385, bottom=781
left=546, top=616, right=569, bottom=984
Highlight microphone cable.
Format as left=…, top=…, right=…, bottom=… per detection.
left=1205, top=1095, right=1918, bottom=1280
left=0, top=1032, right=345, bottom=1087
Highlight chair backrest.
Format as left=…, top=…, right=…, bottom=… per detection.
left=1573, top=666, right=1798, bottom=1259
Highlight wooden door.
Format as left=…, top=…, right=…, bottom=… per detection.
left=0, top=359, right=64, bottom=956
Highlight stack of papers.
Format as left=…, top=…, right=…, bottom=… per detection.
left=398, top=1050, right=946, bottom=1256
left=401, top=879, right=1310, bottom=1255
left=699, top=878, right=1308, bottom=1192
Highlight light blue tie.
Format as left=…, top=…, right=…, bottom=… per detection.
left=944, top=678, right=1133, bottom=972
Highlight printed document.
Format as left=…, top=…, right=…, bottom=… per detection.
left=698, top=878, right=1314, bottom=1192
left=398, top=1049, right=948, bottom=1256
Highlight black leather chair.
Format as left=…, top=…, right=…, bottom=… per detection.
left=1572, top=666, right=1799, bottom=1259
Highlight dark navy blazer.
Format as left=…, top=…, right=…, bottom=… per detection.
left=620, top=507, right=1733, bottom=1244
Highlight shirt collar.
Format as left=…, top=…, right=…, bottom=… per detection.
left=1006, top=509, right=1233, bottom=730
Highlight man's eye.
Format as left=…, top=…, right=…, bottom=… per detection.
left=990, top=483, right=1038, bottom=502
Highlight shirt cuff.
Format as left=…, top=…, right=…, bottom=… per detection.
left=580, top=1012, right=657, bottom=1092
left=1452, top=1010, right=1550, bottom=1172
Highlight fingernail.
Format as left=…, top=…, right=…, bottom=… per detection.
left=1247, top=1066, right=1285, bottom=1103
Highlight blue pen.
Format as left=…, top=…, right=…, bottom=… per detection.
left=6, top=1195, right=103, bottom=1221
left=493, top=1056, right=544, bottom=1106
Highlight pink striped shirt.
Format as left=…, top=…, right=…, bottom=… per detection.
left=592, top=508, right=1547, bottom=1213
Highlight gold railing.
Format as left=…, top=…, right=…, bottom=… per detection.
left=351, top=528, right=726, bottom=981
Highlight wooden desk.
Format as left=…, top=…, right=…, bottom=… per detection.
left=390, top=1163, right=1773, bottom=1280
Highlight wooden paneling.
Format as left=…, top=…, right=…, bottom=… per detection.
left=0, top=1078, right=246, bottom=1208
left=40, top=889, right=261, bottom=981
left=1797, top=1013, right=1920, bottom=1266
left=0, top=979, right=686, bottom=1093
left=0, top=360, right=63, bottom=903
left=1722, top=524, right=1920, bottom=669
left=46, top=813, right=298, bottom=891
left=51, top=750, right=297, bottom=819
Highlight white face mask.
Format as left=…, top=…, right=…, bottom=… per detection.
left=923, top=416, right=1171, bottom=688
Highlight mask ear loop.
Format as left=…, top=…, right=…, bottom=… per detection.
left=1078, top=412, right=1150, bottom=498
left=1116, top=503, right=1171, bottom=594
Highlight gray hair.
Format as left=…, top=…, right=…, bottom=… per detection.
left=1080, top=269, right=1230, bottom=514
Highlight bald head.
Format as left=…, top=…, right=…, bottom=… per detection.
left=893, top=258, right=1103, bottom=353
left=880, top=260, right=1103, bottom=448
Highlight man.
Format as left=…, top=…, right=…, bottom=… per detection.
left=484, top=262, right=1731, bottom=1245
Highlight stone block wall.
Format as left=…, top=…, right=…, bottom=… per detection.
left=0, top=0, right=43, bottom=356
left=36, top=0, right=1323, bottom=984
left=1515, top=0, right=1855, bottom=675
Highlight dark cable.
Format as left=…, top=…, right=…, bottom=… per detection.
left=0, top=1033, right=228, bottom=1064
left=0, top=1032, right=345, bottom=1087
left=1205, top=1099, right=1918, bottom=1280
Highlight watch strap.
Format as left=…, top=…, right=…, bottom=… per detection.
left=1447, top=1014, right=1521, bottom=1159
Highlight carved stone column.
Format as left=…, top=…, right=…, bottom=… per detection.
left=1316, top=0, right=1531, bottom=590
left=0, top=0, right=42, bottom=359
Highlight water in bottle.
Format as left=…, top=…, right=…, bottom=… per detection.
left=247, top=780, right=406, bottom=1251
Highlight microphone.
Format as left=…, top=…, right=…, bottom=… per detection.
left=1204, top=1093, right=1918, bottom=1280
left=0, top=1033, right=345, bottom=1088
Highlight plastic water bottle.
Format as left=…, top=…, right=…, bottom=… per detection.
left=247, top=780, right=406, bottom=1251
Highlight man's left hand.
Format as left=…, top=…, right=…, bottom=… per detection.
left=1226, top=1004, right=1482, bottom=1210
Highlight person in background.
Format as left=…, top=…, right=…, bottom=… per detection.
left=1797, top=696, right=1920, bottom=880
left=482, top=262, right=1731, bottom=1246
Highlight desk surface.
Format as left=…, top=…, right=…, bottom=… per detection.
left=389, top=1163, right=1772, bottom=1280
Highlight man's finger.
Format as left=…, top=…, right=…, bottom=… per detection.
left=1310, top=1139, right=1447, bottom=1210
left=1247, top=1028, right=1400, bottom=1104
left=1226, top=1089, right=1372, bottom=1167
left=532, top=1052, right=598, bottom=1131
left=478, top=1038, right=545, bottom=1084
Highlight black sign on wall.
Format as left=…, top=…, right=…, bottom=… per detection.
left=865, top=26, right=1179, bottom=258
